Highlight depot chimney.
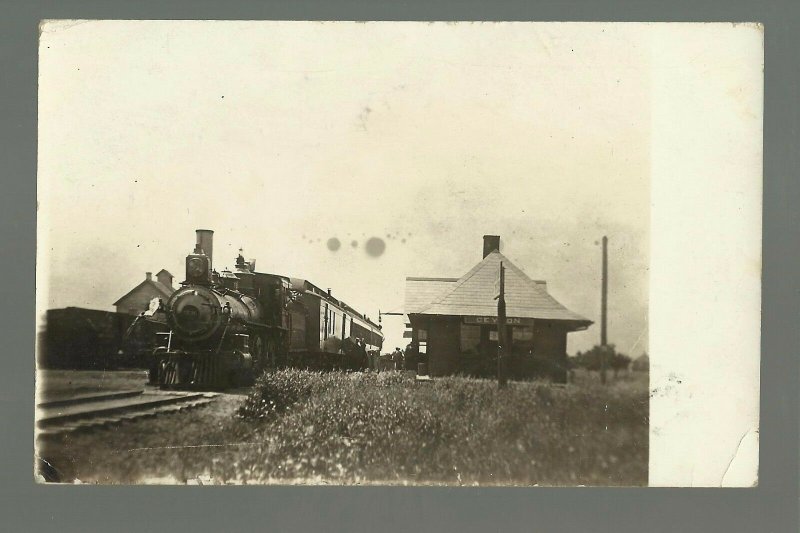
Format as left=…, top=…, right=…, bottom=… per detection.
left=483, top=235, right=500, bottom=258
left=196, top=229, right=214, bottom=270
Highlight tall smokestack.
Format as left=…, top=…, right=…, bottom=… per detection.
left=483, top=235, right=500, bottom=258
left=196, top=229, right=214, bottom=270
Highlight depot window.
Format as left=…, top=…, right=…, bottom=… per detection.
left=512, top=326, right=534, bottom=342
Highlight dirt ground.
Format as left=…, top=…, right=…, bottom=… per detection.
left=35, top=370, right=249, bottom=484
left=37, top=369, right=151, bottom=400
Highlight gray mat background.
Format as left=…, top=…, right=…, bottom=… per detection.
left=2, top=1, right=797, bottom=531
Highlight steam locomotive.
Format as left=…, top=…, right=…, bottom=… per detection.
left=133, top=229, right=383, bottom=389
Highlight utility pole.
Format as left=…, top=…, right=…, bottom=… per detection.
left=600, top=236, right=608, bottom=385
left=496, top=261, right=508, bottom=388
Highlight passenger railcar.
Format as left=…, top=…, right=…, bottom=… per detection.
left=286, top=278, right=383, bottom=370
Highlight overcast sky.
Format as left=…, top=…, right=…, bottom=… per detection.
left=38, top=21, right=650, bottom=356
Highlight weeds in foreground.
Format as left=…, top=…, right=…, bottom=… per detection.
left=230, top=369, right=647, bottom=485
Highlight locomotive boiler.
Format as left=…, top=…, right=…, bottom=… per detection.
left=138, top=229, right=383, bottom=389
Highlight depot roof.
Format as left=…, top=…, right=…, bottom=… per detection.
left=405, top=250, right=592, bottom=329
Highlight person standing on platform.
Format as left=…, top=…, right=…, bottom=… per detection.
left=390, top=347, right=402, bottom=371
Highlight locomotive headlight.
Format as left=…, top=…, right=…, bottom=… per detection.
left=187, top=258, right=206, bottom=278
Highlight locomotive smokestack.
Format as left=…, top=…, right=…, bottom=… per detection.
left=196, top=229, right=214, bottom=270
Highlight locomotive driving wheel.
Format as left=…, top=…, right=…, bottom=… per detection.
left=251, top=334, right=279, bottom=378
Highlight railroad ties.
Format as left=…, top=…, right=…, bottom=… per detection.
left=36, top=389, right=218, bottom=437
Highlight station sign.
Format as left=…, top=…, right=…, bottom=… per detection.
left=463, top=316, right=534, bottom=326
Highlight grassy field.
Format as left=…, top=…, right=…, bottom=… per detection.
left=37, top=369, right=647, bottom=486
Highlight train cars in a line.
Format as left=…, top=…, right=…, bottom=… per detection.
left=286, top=278, right=383, bottom=371
left=142, top=229, right=383, bottom=389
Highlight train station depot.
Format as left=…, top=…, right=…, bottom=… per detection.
left=404, top=236, right=592, bottom=382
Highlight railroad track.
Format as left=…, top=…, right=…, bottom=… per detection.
left=36, top=389, right=219, bottom=437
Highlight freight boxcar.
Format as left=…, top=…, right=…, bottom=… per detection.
left=40, top=307, right=144, bottom=369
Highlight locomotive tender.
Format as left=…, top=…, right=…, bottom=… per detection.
left=144, top=229, right=383, bottom=388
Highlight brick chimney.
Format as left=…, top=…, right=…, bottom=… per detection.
left=145, top=272, right=152, bottom=281
left=483, top=235, right=500, bottom=258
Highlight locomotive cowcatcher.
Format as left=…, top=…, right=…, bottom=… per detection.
left=134, top=229, right=383, bottom=389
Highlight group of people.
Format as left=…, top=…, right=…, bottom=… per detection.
left=343, top=337, right=410, bottom=372
left=371, top=346, right=406, bottom=372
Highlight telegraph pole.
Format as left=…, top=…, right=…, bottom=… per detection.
left=600, top=236, right=608, bottom=385
left=496, top=261, right=508, bottom=388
